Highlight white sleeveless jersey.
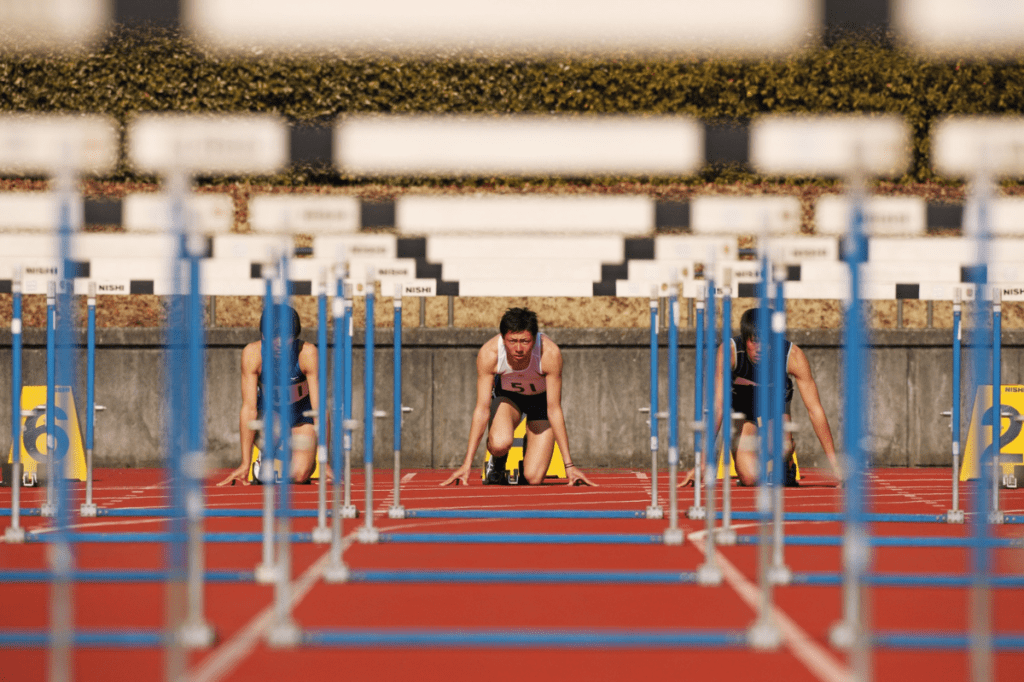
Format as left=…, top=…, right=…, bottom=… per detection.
left=495, top=333, right=547, bottom=396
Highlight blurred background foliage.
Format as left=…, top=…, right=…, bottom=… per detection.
left=1, top=25, right=1022, bottom=185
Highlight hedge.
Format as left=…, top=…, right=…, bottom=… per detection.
left=1, top=26, right=1023, bottom=184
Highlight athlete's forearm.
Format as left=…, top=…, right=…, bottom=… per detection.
left=547, top=406, right=573, bottom=466
left=461, top=406, right=491, bottom=467
left=239, top=406, right=258, bottom=466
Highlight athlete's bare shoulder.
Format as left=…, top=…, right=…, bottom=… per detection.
left=241, top=341, right=262, bottom=373
left=539, top=334, right=563, bottom=372
left=477, top=334, right=501, bottom=372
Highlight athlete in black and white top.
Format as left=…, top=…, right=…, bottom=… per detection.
left=441, top=307, right=595, bottom=487
left=682, top=307, right=841, bottom=487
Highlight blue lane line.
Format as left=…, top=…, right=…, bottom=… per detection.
left=379, top=533, right=665, bottom=545
left=735, top=535, right=1024, bottom=548
left=0, top=569, right=256, bottom=583
left=403, top=509, right=647, bottom=519
left=724, top=511, right=949, bottom=523
left=791, top=572, right=1024, bottom=588
left=350, top=570, right=697, bottom=584
left=24, top=532, right=314, bottom=544
left=0, top=629, right=165, bottom=647
left=873, top=631, right=1024, bottom=650
left=302, top=628, right=748, bottom=648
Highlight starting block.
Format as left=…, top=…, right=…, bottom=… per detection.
left=247, top=443, right=322, bottom=483
left=6, top=386, right=87, bottom=482
left=482, top=417, right=567, bottom=481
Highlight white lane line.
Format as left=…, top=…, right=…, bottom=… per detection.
left=187, top=516, right=497, bottom=682
left=689, top=526, right=851, bottom=682
left=401, top=472, right=416, bottom=483
left=187, top=550, right=334, bottom=682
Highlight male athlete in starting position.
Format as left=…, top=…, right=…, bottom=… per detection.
left=682, top=307, right=841, bottom=487
left=218, top=305, right=320, bottom=486
left=441, top=307, right=595, bottom=487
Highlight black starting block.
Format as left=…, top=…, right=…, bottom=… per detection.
left=1002, top=464, right=1024, bottom=490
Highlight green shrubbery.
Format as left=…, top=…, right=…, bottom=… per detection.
left=2, top=26, right=1022, bottom=184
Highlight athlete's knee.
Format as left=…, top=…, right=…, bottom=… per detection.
left=487, top=434, right=513, bottom=457
left=737, top=470, right=759, bottom=487
left=523, top=469, right=545, bottom=485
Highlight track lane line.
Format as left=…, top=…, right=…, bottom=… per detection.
left=689, top=526, right=851, bottom=682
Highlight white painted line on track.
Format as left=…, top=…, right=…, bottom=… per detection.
left=186, top=516, right=498, bottom=682
left=689, top=526, right=851, bottom=682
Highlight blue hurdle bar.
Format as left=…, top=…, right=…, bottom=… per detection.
left=873, top=631, right=1024, bottom=651
left=791, top=572, right=1024, bottom=588
left=0, top=570, right=257, bottom=584
left=379, top=533, right=666, bottom=545
left=302, top=628, right=749, bottom=649
left=348, top=569, right=699, bottom=584
left=720, top=511, right=956, bottom=524
left=6, top=268, right=24, bottom=540
left=0, top=630, right=165, bottom=647
left=402, top=509, right=647, bottom=519
left=735, top=535, right=1023, bottom=548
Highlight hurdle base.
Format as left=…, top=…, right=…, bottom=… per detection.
left=254, top=563, right=281, bottom=585
left=340, top=505, right=359, bottom=519
left=388, top=505, right=406, bottom=519
left=988, top=510, right=1005, bottom=525
left=828, top=620, right=856, bottom=650
left=715, top=527, right=737, bottom=545
left=79, top=503, right=98, bottom=518
left=747, top=617, right=783, bottom=651
left=266, top=619, right=302, bottom=648
left=311, top=526, right=332, bottom=544
left=696, top=562, right=722, bottom=587
left=40, top=503, right=56, bottom=518
left=946, top=509, right=965, bottom=524
left=4, top=526, right=26, bottom=543
left=323, top=561, right=350, bottom=583
left=357, top=526, right=380, bottom=544
left=662, top=528, right=684, bottom=546
left=178, top=621, right=216, bottom=649
left=686, top=506, right=706, bottom=520
left=768, top=564, right=792, bottom=586
left=645, top=505, right=664, bottom=520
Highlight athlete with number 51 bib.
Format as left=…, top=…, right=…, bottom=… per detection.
left=441, top=307, right=595, bottom=487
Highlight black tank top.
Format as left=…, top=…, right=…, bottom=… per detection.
left=732, top=335, right=794, bottom=402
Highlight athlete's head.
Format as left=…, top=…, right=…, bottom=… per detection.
left=259, top=305, right=302, bottom=346
left=499, top=307, right=539, bottom=365
left=740, top=308, right=764, bottom=364
left=499, top=307, right=538, bottom=338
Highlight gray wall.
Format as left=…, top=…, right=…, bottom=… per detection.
left=1, top=327, right=1017, bottom=472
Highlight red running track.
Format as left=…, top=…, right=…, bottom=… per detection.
left=1, top=468, right=1022, bottom=682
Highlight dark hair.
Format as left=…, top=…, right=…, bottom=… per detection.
left=740, top=307, right=763, bottom=346
left=259, top=305, right=301, bottom=340
left=499, top=307, right=538, bottom=338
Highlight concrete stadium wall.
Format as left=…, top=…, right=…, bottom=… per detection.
left=1, top=327, right=1019, bottom=474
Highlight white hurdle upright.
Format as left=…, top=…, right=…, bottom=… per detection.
left=128, top=112, right=290, bottom=657
left=752, top=112, right=913, bottom=681
left=0, top=113, right=117, bottom=682
left=931, top=113, right=1024, bottom=682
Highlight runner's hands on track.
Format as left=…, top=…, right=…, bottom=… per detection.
left=440, top=464, right=471, bottom=487
left=216, top=465, right=250, bottom=486
left=677, top=468, right=696, bottom=488
left=566, top=466, right=597, bottom=487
